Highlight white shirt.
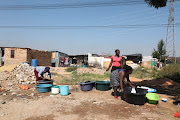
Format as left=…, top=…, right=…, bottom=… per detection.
left=36, top=66, right=45, bottom=77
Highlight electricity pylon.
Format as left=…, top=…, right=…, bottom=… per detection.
left=165, top=0, right=176, bottom=64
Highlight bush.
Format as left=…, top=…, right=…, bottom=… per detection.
left=155, top=64, right=180, bottom=83
left=66, top=67, right=77, bottom=72
left=131, top=67, right=153, bottom=79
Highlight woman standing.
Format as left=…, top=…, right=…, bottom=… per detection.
left=106, top=49, right=123, bottom=72
left=110, top=65, right=134, bottom=98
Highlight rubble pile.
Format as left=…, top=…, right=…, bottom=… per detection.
left=13, top=63, right=36, bottom=84
left=77, top=67, right=106, bottom=75
left=0, top=72, right=15, bottom=81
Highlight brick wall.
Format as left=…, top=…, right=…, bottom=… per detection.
left=27, top=50, right=52, bottom=66
left=4, top=48, right=27, bottom=65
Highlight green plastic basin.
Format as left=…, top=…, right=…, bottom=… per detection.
left=95, top=81, right=110, bottom=91
left=146, top=93, right=159, bottom=104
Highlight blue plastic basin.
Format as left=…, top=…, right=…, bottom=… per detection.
left=36, top=84, right=52, bottom=93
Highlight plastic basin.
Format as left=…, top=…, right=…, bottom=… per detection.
left=124, top=87, right=147, bottom=105
left=146, top=93, right=159, bottom=104
left=36, top=84, right=52, bottom=93
left=95, top=81, right=110, bottom=91
left=80, top=81, right=95, bottom=91
left=60, top=85, right=69, bottom=96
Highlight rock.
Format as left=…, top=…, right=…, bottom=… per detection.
left=30, top=81, right=36, bottom=84
left=11, top=92, right=17, bottom=95
left=26, top=81, right=30, bottom=84
left=8, top=83, right=14, bottom=86
left=3, top=93, right=7, bottom=96
left=1, top=101, right=6, bottom=104
left=22, top=82, right=26, bottom=85
left=24, top=100, right=29, bottom=103
left=13, top=98, right=17, bottom=102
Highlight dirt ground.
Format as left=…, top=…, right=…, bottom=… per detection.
left=0, top=85, right=180, bottom=120
left=0, top=67, right=180, bottom=120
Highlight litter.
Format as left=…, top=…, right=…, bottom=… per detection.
left=20, top=85, right=29, bottom=90
left=137, top=86, right=156, bottom=93
left=175, top=112, right=180, bottom=118
left=161, top=98, right=167, bottom=102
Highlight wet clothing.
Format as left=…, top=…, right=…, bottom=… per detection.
left=110, top=69, right=130, bottom=87
left=111, top=55, right=122, bottom=67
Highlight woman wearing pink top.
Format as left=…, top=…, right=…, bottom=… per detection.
left=106, top=49, right=123, bottom=72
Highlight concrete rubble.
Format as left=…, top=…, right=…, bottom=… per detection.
left=13, top=63, right=36, bottom=84
left=0, top=63, right=36, bottom=89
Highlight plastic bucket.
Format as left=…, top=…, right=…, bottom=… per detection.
left=60, top=85, right=69, bottom=96
left=32, top=59, right=37, bottom=67
left=82, top=65, right=86, bottom=67
left=51, top=85, right=60, bottom=94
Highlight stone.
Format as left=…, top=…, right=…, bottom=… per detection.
left=1, top=101, right=6, bottom=104
left=13, top=98, right=17, bottom=102
left=24, top=100, right=29, bottom=103
left=3, top=93, right=7, bottom=96
left=30, top=81, right=36, bottom=84
left=11, top=92, right=17, bottom=95
left=26, top=81, right=30, bottom=84
left=8, top=83, right=14, bottom=86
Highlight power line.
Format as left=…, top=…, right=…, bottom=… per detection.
left=0, top=23, right=179, bottom=29
left=102, top=8, right=168, bottom=24
left=0, top=1, right=152, bottom=10
left=0, top=0, right=179, bottom=10
left=98, top=8, right=152, bottom=20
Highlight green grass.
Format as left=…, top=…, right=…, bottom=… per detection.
left=131, top=67, right=154, bottom=79
left=131, top=64, right=180, bottom=83
left=60, top=72, right=110, bottom=84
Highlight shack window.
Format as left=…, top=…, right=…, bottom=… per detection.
left=11, top=50, right=14, bottom=58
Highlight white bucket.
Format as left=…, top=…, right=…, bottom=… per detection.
left=51, top=85, right=60, bottom=94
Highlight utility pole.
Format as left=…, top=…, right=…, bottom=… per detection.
left=165, top=0, right=176, bottom=64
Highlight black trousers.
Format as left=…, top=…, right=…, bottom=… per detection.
left=111, top=66, right=122, bottom=72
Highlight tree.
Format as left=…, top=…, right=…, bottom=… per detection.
left=152, top=39, right=166, bottom=62
left=145, top=0, right=167, bottom=9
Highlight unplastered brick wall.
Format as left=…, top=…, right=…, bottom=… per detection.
left=4, top=48, right=27, bottom=65
left=27, top=49, right=52, bottom=66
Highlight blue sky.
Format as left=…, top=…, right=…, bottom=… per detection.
left=0, top=0, right=179, bottom=56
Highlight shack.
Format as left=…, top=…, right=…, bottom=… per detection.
left=122, top=54, right=142, bottom=68
left=69, top=55, right=88, bottom=65
left=51, top=51, right=69, bottom=67
left=0, top=47, right=52, bottom=66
